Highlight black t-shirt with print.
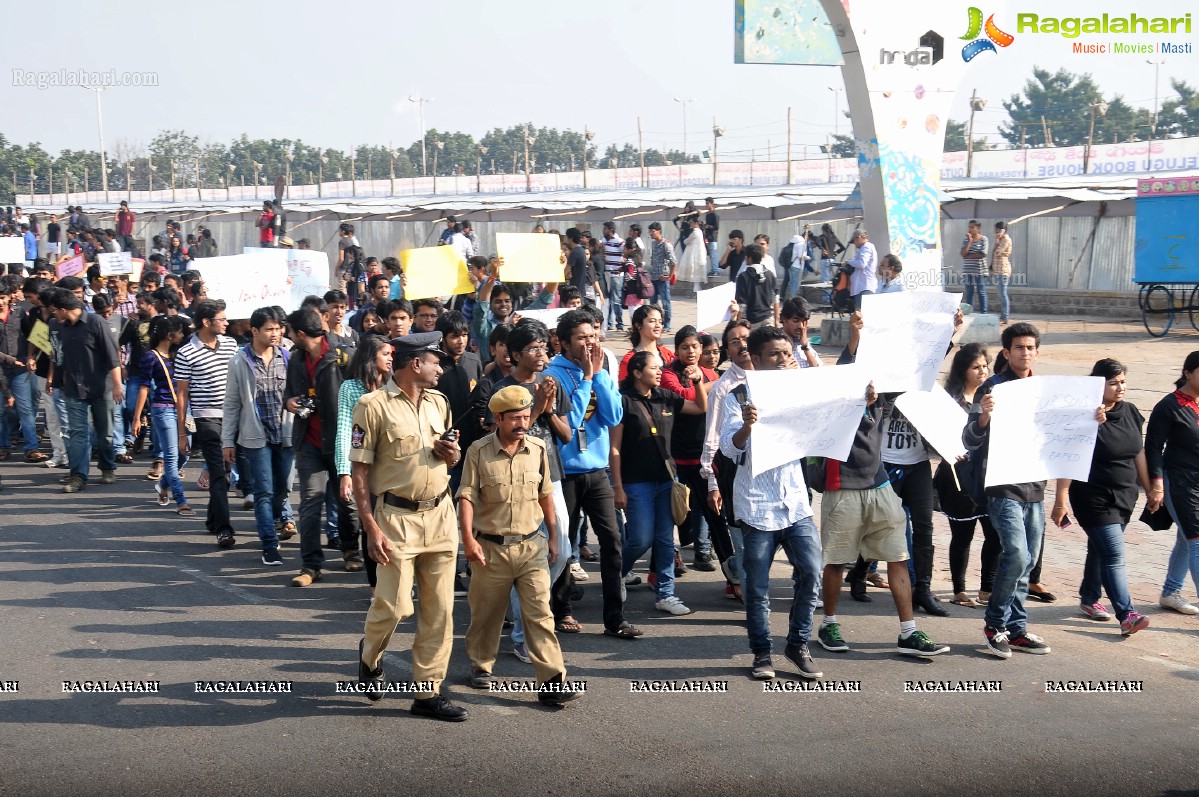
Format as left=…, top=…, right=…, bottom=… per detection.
left=618, top=387, right=684, bottom=484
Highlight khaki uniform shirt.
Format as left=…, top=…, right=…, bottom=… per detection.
left=348, top=380, right=451, bottom=501
left=457, top=432, right=554, bottom=536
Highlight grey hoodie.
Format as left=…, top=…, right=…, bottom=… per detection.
left=222, top=344, right=294, bottom=450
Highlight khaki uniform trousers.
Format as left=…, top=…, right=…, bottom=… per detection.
left=362, top=496, right=457, bottom=700
left=465, top=534, right=565, bottom=685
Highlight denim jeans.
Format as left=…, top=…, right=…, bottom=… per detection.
left=984, top=496, right=1044, bottom=635
left=962, top=273, right=989, bottom=314
left=125, top=375, right=164, bottom=460
left=782, top=266, right=803, bottom=300
left=653, top=278, right=672, bottom=329
left=606, top=273, right=625, bottom=328
left=65, top=394, right=116, bottom=481
left=242, top=443, right=295, bottom=551
left=676, top=463, right=712, bottom=556
left=741, top=515, right=822, bottom=655
left=1162, top=471, right=1199, bottom=597
left=1079, top=522, right=1134, bottom=620
left=151, top=405, right=188, bottom=507
left=820, top=258, right=835, bottom=283
left=7, top=370, right=40, bottom=453
left=707, top=241, right=720, bottom=276
left=852, top=290, right=874, bottom=312
left=995, top=274, right=1011, bottom=319
left=621, top=481, right=676, bottom=599
left=36, top=376, right=67, bottom=461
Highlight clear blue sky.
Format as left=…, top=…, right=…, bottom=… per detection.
left=2, top=0, right=1195, bottom=161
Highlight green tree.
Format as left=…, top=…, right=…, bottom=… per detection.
left=149, top=130, right=202, bottom=187
left=999, top=67, right=1142, bottom=147
left=943, top=119, right=990, bottom=152
left=1159, top=79, right=1199, bottom=137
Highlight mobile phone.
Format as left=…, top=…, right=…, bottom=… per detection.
left=441, top=429, right=459, bottom=443
left=1058, top=514, right=1072, bottom=529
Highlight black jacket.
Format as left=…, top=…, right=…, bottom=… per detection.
left=284, top=341, right=347, bottom=455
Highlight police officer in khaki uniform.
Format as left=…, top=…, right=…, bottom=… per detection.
left=458, top=385, right=580, bottom=706
left=349, top=332, right=467, bottom=721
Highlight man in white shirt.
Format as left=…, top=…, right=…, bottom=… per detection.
left=845, top=229, right=878, bottom=311
left=753, top=234, right=777, bottom=281
left=449, top=224, right=475, bottom=263
left=719, top=326, right=822, bottom=681
left=780, top=297, right=822, bottom=368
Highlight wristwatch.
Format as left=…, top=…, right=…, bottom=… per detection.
left=799, top=344, right=810, bottom=352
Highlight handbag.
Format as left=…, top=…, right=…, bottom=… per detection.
left=1139, top=503, right=1173, bottom=531
left=632, top=399, right=690, bottom=526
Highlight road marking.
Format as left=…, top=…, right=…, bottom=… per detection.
left=487, top=706, right=518, bottom=715
left=1139, top=655, right=1199, bottom=674
left=180, top=569, right=269, bottom=605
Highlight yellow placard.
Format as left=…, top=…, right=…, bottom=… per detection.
left=496, top=233, right=566, bottom=283
left=28, top=319, right=52, bottom=356
left=398, top=246, right=473, bottom=300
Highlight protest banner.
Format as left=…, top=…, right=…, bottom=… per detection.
left=856, top=290, right=959, bottom=392
left=129, top=258, right=145, bottom=282
left=0, top=238, right=23, bottom=263
left=496, top=233, right=566, bottom=283
left=744, top=364, right=870, bottom=477
left=399, top=246, right=474, bottom=300
left=695, top=281, right=737, bottom=331
left=893, top=386, right=968, bottom=462
left=192, top=253, right=289, bottom=319
left=512, top=307, right=569, bottom=329
left=97, top=251, right=133, bottom=276
left=27, top=319, right=52, bottom=356
left=985, top=375, right=1104, bottom=487
left=244, top=248, right=330, bottom=310
left=55, top=253, right=85, bottom=279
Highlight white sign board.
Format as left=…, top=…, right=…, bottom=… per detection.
left=0, top=237, right=25, bottom=263
left=512, top=307, right=569, bottom=329
left=744, top=364, right=870, bottom=477
left=695, top=281, right=736, bottom=331
left=97, top=251, right=133, bottom=276
left=894, top=386, right=968, bottom=462
left=985, top=376, right=1104, bottom=488
left=856, top=290, right=958, bottom=393
left=192, top=253, right=290, bottom=320
left=243, top=247, right=331, bottom=310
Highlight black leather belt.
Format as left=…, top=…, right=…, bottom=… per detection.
left=477, top=530, right=541, bottom=546
left=382, top=489, right=448, bottom=512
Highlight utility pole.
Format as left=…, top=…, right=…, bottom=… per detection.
left=712, top=118, right=724, bottom=185
left=966, top=89, right=986, bottom=177
left=351, top=146, right=357, bottom=196
left=432, top=138, right=442, bottom=194
left=1040, top=115, right=1053, bottom=147
left=828, top=87, right=843, bottom=137
left=523, top=126, right=536, bottom=192
left=673, top=97, right=694, bottom=157
left=1146, top=58, right=1164, bottom=137
left=637, top=116, right=645, bottom=187
left=125, top=161, right=132, bottom=198
left=787, top=106, right=793, bottom=184
left=1019, top=125, right=1028, bottom=178
left=80, top=84, right=110, bottom=199
left=408, top=94, right=433, bottom=176
left=389, top=146, right=397, bottom=196
left=476, top=144, right=488, bottom=192
left=1083, top=100, right=1109, bottom=174
left=49, top=165, right=53, bottom=199
left=583, top=128, right=594, bottom=188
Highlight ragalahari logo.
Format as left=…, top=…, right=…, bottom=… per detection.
left=961, top=7, right=1015, bottom=61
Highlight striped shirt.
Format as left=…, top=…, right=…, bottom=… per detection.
left=961, top=235, right=988, bottom=276
left=603, top=233, right=624, bottom=274
left=174, top=334, right=238, bottom=418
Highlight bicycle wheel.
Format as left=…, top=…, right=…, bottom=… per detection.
left=1190, top=285, right=1199, bottom=332
left=1142, top=284, right=1175, bottom=337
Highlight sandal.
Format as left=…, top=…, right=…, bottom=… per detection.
left=555, top=616, right=582, bottom=634
left=1028, top=585, right=1057, bottom=603
left=115, top=454, right=134, bottom=464
left=865, top=573, right=889, bottom=589
left=604, top=622, right=643, bottom=640
left=578, top=545, right=598, bottom=562
left=177, top=506, right=195, bottom=516
left=950, top=592, right=980, bottom=608
left=156, top=486, right=170, bottom=507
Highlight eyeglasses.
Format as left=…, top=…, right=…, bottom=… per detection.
left=518, top=346, right=548, bottom=355
left=213, top=317, right=228, bottom=323
left=415, top=313, right=439, bottom=320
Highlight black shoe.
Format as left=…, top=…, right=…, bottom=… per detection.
left=469, top=669, right=493, bottom=689
left=750, top=655, right=775, bottom=680
left=691, top=551, right=717, bottom=572
left=784, top=643, right=823, bottom=680
left=261, top=548, right=283, bottom=566
left=538, top=675, right=582, bottom=706
left=849, top=579, right=871, bottom=602
left=914, top=589, right=950, bottom=617
left=323, top=535, right=341, bottom=550
left=411, top=695, right=469, bottom=721
left=357, top=638, right=385, bottom=701
left=454, top=574, right=469, bottom=597
left=217, top=531, right=235, bottom=549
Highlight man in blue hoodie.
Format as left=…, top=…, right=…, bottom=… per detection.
left=544, top=309, right=640, bottom=639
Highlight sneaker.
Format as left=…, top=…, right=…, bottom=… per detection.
left=217, top=531, right=236, bottom=549
left=100, top=470, right=116, bottom=485
left=1159, top=592, right=1199, bottom=616
left=622, top=572, right=642, bottom=586
left=277, top=520, right=297, bottom=540
left=62, top=475, right=86, bottom=494
left=569, top=562, right=589, bottom=582
left=512, top=642, right=531, bottom=664
left=750, top=655, right=775, bottom=680
left=818, top=622, right=849, bottom=652
left=1008, top=631, right=1051, bottom=654
left=1120, top=611, right=1150, bottom=636
left=324, top=535, right=342, bottom=550
left=59, top=472, right=75, bottom=484
left=44, top=457, right=66, bottom=469
left=784, top=643, right=823, bottom=679
left=290, top=568, right=321, bottom=587
left=897, top=630, right=950, bottom=658
left=261, top=548, right=283, bottom=566
left=983, top=626, right=1012, bottom=659
left=343, top=552, right=365, bottom=572
left=1081, top=602, right=1113, bottom=621
left=242, top=496, right=255, bottom=511
left=655, top=596, right=692, bottom=616
left=691, top=551, right=717, bottom=572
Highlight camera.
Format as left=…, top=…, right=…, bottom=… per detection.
left=294, top=396, right=317, bottom=419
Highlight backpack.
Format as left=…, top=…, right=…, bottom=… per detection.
left=831, top=266, right=853, bottom=313
left=779, top=241, right=796, bottom=270
left=623, top=263, right=654, bottom=302
left=713, top=384, right=749, bottom=528
left=804, top=456, right=828, bottom=493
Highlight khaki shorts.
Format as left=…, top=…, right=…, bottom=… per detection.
left=819, top=486, right=909, bottom=566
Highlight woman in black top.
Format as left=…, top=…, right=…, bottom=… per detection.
left=1051, top=359, right=1151, bottom=635
left=1145, top=350, right=1199, bottom=616
left=611, top=350, right=707, bottom=616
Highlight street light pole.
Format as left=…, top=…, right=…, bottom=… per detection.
left=966, top=89, right=986, bottom=177
left=408, top=94, right=433, bottom=177
left=1083, top=100, right=1109, bottom=174
left=673, top=97, right=694, bottom=156
left=828, top=86, right=843, bottom=138
left=1146, top=58, right=1164, bottom=137
left=80, top=84, right=110, bottom=199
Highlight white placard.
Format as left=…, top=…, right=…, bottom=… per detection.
left=985, top=376, right=1104, bottom=487
left=894, top=386, right=968, bottom=462
left=242, top=248, right=330, bottom=310
left=695, top=281, right=737, bottom=331
left=743, top=364, right=870, bottom=477
left=192, top=253, right=290, bottom=320
left=512, top=307, right=569, bottom=329
left=97, top=251, right=133, bottom=276
left=0, top=237, right=25, bottom=263
left=856, top=290, right=958, bottom=393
